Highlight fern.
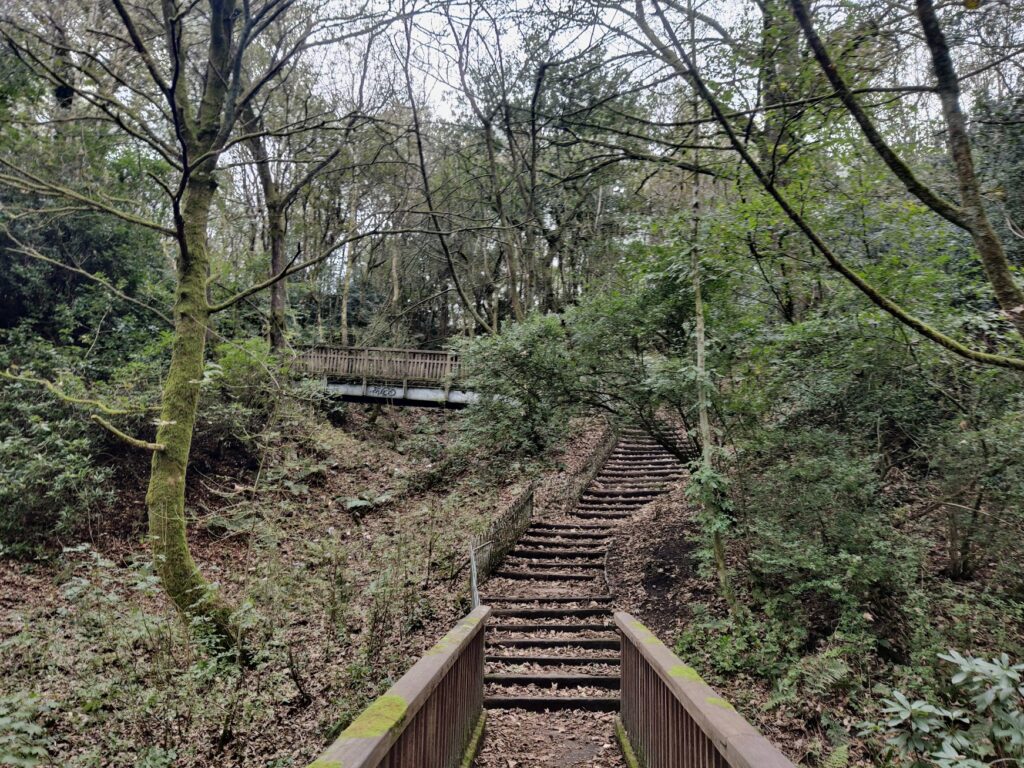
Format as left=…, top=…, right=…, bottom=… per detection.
left=821, top=744, right=849, bottom=768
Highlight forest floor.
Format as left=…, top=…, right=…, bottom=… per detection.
left=0, top=405, right=606, bottom=768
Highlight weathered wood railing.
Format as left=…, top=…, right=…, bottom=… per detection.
left=616, top=612, right=796, bottom=768
left=308, top=606, right=490, bottom=768
left=573, top=421, right=619, bottom=504
left=296, top=346, right=460, bottom=385
left=469, top=483, right=535, bottom=603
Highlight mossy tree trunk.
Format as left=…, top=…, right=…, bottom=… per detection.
left=144, top=0, right=242, bottom=643
left=146, top=171, right=238, bottom=641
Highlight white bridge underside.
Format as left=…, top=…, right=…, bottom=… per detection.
left=325, top=381, right=479, bottom=408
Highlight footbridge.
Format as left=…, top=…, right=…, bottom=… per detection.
left=294, top=346, right=476, bottom=408
left=305, top=426, right=793, bottom=768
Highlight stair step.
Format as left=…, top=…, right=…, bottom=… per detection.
left=573, top=512, right=630, bottom=520
left=506, top=560, right=604, bottom=570
left=577, top=502, right=652, bottom=508
left=483, top=595, right=613, bottom=603
left=491, top=608, right=612, bottom=617
left=595, top=476, right=673, bottom=482
left=490, top=623, right=613, bottom=632
left=486, top=674, right=620, bottom=688
left=530, top=522, right=615, bottom=531
left=484, top=696, right=619, bottom=711
left=577, top=504, right=645, bottom=510
left=524, top=532, right=610, bottom=544
left=493, top=570, right=595, bottom=581
left=518, top=536, right=609, bottom=546
left=486, top=654, right=620, bottom=665
left=606, top=460, right=679, bottom=466
left=510, top=549, right=605, bottom=559
left=488, top=637, right=620, bottom=649
left=586, top=488, right=662, bottom=498
left=593, top=482, right=676, bottom=487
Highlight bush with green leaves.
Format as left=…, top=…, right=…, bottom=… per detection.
left=0, top=339, right=115, bottom=552
left=208, top=338, right=281, bottom=410
left=455, top=260, right=703, bottom=457
left=872, top=650, right=1024, bottom=767
left=733, top=427, right=915, bottom=655
left=457, top=315, right=579, bottom=457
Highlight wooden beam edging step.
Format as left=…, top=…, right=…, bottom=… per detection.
left=614, top=612, right=796, bottom=768
left=307, top=605, right=491, bottom=768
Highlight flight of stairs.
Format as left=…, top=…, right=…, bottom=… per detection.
left=480, top=427, right=690, bottom=712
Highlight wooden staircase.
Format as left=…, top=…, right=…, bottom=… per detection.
left=480, top=427, right=689, bottom=713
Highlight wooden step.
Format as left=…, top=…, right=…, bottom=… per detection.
left=523, top=530, right=611, bottom=540
left=484, top=696, right=619, bottom=711
left=590, top=481, right=671, bottom=487
left=577, top=504, right=645, bottom=510
left=509, top=548, right=605, bottom=559
left=487, top=637, right=620, bottom=649
left=529, top=522, right=615, bottom=531
left=491, top=607, right=612, bottom=618
left=486, top=674, right=620, bottom=689
left=518, top=536, right=609, bottom=546
left=493, top=570, right=595, bottom=581
left=489, top=623, right=613, bottom=632
left=598, top=460, right=679, bottom=466
left=585, top=488, right=662, bottom=498
left=486, top=654, right=620, bottom=665
left=477, top=598, right=610, bottom=606
left=579, top=498, right=650, bottom=504
left=505, top=560, right=605, bottom=570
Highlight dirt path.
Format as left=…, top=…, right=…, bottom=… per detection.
left=475, top=427, right=690, bottom=766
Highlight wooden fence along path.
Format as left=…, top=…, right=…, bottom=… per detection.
left=294, top=346, right=475, bottom=408
left=617, top=612, right=793, bottom=768
left=305, top=427, right=795, bottom=768
left=309, top=607, right=489, bottom=768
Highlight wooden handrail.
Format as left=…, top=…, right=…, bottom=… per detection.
left=616, top=612, right=796, bottom=768
left=308, top=606, right=490, bottom=768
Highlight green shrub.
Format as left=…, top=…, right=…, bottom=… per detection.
left=869, top=650, right=1024, bottom=767
left=457, top=316, right=578, bottom=456
left=735, top=428, right=915, bottom=655
left=0, top=375, right=113, bottom=552
left=209, top=338, right=281, bottom=411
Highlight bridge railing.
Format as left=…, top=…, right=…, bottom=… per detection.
left=616, top=612, right=796, bottom=768
left=295, top=346, right=460, bottom=385
left=308, top=606, right=490, bottom=768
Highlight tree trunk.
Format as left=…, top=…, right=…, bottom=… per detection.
left=390, top=238, right=400, bottom=307
left=146, top=175, right=237, bottom=643
left=915, top=0, right=1024, bottom=337
left=267, top=204, right=287, bottom=350
left=242, top=112, right=288, bottom=351
left=689, top=4, right=735, bottom=612
left=692, top=218, right=736, bottom=613
left=340, top=194, right=358, bottom=346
